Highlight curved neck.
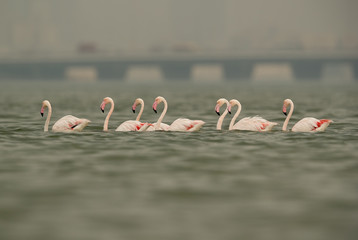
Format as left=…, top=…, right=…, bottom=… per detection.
left=216, top=100, right=229, bottom=130
left=104, top=99, right=114, bottom=131
left=44, top=103, right=52, bottom=132
left=283, top=100, right=294, bottom=131
left=155, top=99, right=167, bottom=130
left=229, top=101, right=242, bottom=130
left=136, top=100, right=144, bottom=122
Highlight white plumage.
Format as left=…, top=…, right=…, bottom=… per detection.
left=115, top=120, right=150, bottom=132
left=228, top=99, right=277, bottom=131
left=52, top=115, right=90, bottom=132
left=169, top=118, right=205, bottom=132
left=291, top=117, right=332, bottom=132
left=282, top=99, right=332, bottom=132
left=100, top=97, right=150, bottom=132
left=41, top=100, right=90, bottom=133
left=146, top=123, right=170, bottom=131
left=131, top=98, right=170, bottom=131
left=232, top=116, right=278, bottom=132
left=152, top=96, right=205, bottom=132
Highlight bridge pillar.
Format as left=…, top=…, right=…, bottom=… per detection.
left=353, top=61, right=358, bottom=81
left=161, top=62, right=192, bottom=80
left=222, top=60, right=254, bottom=80
left=0, top=63, right=67, bottom=80
left=96, top=61, right=127, bottom=80
left=40, top=63, right=69, bottom=80
left=291, top=60, right=323, bottom=80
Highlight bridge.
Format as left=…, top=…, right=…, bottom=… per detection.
left=0, top=51, right=358, bottom=81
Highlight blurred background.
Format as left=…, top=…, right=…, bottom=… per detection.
left=1, top=0, right=358, bottom=82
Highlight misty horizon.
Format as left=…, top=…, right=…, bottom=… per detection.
left=1, top=0, right=358, bottom=56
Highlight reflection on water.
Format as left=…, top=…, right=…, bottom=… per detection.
left=0, top=80, right=358, bottom=240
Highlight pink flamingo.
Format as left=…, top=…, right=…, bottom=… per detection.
left=40, top=100, right=90, bottom=132
left=100, top=97, right=150, bottom=132
left=282, top=99, right=332, bottom=132
left=214, top=98, right=230, bottom=130
left=152, top=96, right=205, bottom=132
left=227, top=99, right=277, bottom=131
left=132, top=98, right=169, bottom=131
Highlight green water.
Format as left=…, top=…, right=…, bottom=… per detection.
left=0, top=80, right=357, bottom=240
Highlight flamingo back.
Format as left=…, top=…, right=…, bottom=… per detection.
left=146, top=123, right=170, bottom=131
left=52, top=115, right=90, bottom=132
left=116, top=120, right=148, bottom=132
left=292, top=117, right=332, bottom=132
left=233, top=116, right=277, bottom=132
left=169, top=118, right=205, bottom=132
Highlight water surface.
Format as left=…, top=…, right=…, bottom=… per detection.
left=0, top=80, right=357, bottom=240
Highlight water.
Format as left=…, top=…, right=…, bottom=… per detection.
left=0, top=80, right=357, bottom=240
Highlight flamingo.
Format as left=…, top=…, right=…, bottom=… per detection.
left=282, top=99, right=332, bottom=132
left=214, top=98, right=230, bottom=130
left=132, top=98, right=145, bottom=122
left=152, top=96, right=205, bottom=132
left=132, top=98, right=169, bottom=131
left=227, top=99, right=277, bottom=131
left=40, top=100, right=90, bottom=132
left=100, top=97, right=150, bottom=132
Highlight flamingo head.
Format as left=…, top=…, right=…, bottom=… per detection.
left=41, top=100, right=50, bottom=117
left=132, top=98, right=143, bottom=113
left=228, top=99, right=239, bottom=114
left=282, top=99, right=292, bottom=116
left=101, top=97, right=113, bottom=113
left=153, top=96, right=164, bottom=114
left=215, top=98, right=227, bottom=116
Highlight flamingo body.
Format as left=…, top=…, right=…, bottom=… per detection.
left=41, top=100, right=90, bottom=132
left=152, top=96, right=205, bottom=132
left=52, top=115, right=90, bottom=132
left=115, top=120, right=151, bottom=132
left=282, top=99, right=332, bottom=132
left=169, top=118, right=205, bottom=132
left=232, top=116, right=278, bottom=132
left=291, top=118, right=332, bottom=132
left=146, top=123, right=170, bottom=131
left=228, top=99, right=277, bottom=132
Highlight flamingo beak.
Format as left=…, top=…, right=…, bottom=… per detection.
left=132, top=109, right=135, bottom=113
left=215, top=104, right=221, bottom=116
left=282, top=103, right=287, bottom=116
left=100, top=102, right=106, bottom=113
left=41, top=112, right=43, bottom=117
left=282, top=105, right=287, bottom=116
left=152, top=101, right=158, bottom=113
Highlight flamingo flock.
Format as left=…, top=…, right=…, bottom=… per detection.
left=40, top=97, right=332, bottom=133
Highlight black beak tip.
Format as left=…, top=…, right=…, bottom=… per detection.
left=216, top=111, right=220, bottom=116
left=41, top=112, right=43, bottom=117
left=132, top=109, right=135, bottom=113
left=153, top=108, right=157, bottom=114
left=228, top=111, right=231, bottom=114
left=283, top=111, right=287, bottom=116
left=101, top=109, right=104, bottom=113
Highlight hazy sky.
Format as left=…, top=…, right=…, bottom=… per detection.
left=1, top=0, right=358, bottom=53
